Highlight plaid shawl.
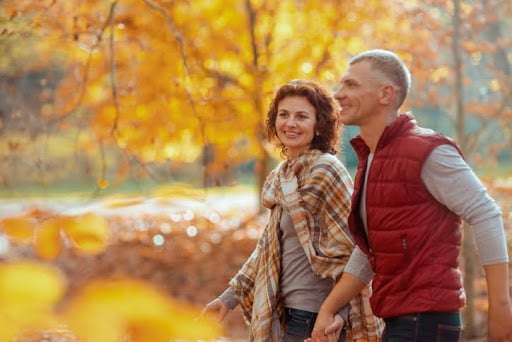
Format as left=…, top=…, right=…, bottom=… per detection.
left=229, top=149, right=383, bottom=341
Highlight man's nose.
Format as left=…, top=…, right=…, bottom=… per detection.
left=334, top=87, right=344, bottom=98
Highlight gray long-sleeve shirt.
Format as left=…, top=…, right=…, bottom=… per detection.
left=344, top=144, right=509, bottom=283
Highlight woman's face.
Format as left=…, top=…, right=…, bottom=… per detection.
left=275, top=95, right=317, bottom=159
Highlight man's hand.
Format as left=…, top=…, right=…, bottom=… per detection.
left=488, top=299, right=512, bottom=342
left=305, top=272, right=367, bottom=341
left=305, top=312, right=344, bottom=342
left=199, top=298, right=230, bottom=323
left=484, top=263, right=512, bottom=342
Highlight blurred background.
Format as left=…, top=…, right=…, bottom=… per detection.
left=0, top=0, right=511, bottom=341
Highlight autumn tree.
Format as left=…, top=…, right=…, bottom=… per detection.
left=1, top=0, right=431, bottom=195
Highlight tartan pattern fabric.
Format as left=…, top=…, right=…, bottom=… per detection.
left=229, top=149, right=383, bottom=341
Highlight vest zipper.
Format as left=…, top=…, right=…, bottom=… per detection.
left=401, top=234, right=409, bottom=288
left=401, top=235, right=409, bottom=261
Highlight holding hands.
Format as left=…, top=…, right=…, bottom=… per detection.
left=305, top=313, right=345, bottom=342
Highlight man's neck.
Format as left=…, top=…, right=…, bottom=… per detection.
left=360, top=111, right=400, bottom=153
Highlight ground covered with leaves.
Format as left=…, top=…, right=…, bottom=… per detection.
left=1, top=181, right=511, bottom=341
left=1, top=193, right=261, bottom=341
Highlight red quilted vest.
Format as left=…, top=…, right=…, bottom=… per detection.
left=349, top=114, right=466, bottom=318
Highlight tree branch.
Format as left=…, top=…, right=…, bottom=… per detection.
left=141, top=0, right=215, bottom=188
left=108, top=1, right=121, bottom=136
left=141, top=0, right=190, bottom=73
left=48, top=0, right=119, bottom=126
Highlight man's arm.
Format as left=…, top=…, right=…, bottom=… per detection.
left=484, top=263, right=512, bottom=341
left=309, top=272, right=367, bottom=342
left=308, top=242, right=374, bottom=341
left=423, top=145, right=511, bottom=341
left=422, top=145, right=508, bottom=266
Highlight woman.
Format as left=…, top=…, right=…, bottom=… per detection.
left=201, top=80, right=383, bottom=341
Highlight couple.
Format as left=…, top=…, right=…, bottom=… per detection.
left=201, top=49, right=512, bottom=342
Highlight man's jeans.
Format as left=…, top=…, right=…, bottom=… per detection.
left=383, top=311, right=462, bottom=342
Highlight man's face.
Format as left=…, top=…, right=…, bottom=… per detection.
left=334, top=60, right=383, bottom=126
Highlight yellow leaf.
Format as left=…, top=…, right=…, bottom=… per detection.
left=34, top=218, right=63, bottom=260
left=62, top=279, right=223, bottom=342
left=0, top=216, right=36, bottom=244
left=0, top=261, right=66, bottom=308
left=62, top=213, right=110, bottom=255
left=0, top=324, right=18, bottom=342
left=97, top=178, right=109, bottom=189
left=0, top=261, right=65, bottom=340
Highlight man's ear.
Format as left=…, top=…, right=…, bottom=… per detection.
left=379, top=84, right=395, bottom=105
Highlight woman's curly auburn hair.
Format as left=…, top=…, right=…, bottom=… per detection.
left=265, top=79, right=342, bottom=156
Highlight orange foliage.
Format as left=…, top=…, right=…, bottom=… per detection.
left=34, top=218, right=62, bottom=260
left=0, top=216, right=36, bottom=244
left=2, top=0, right=510, bottom=179
left=0, top=203, right=234, bottom=341
left=1, top=0, right=446, bottom=166
left=0, top=262, right=64, bottom=341
left=62, top=278, right=223, bottom=342
left=1, top=213, right=110, bottom=260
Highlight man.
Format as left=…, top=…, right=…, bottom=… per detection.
left=309, top=49, right=511, bottom=341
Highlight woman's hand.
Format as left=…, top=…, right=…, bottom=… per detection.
left=199, top=298, right=230, bottom=323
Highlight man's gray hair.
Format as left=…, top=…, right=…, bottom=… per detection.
left=350, top=49, right=412, bottom=109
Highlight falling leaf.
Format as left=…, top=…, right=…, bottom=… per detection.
left=34, top=217, right=63, bottom=260
left=62, top=213, right=110, bottom=255
left=62, top=278, right=223, bottom=342
left=0, top=216, right=36, bottom=244
left=0, top=261, right=66, bottom=308
left=0, top=261, right=65, bottom=340
left=97, top=178, right=109, bottom=189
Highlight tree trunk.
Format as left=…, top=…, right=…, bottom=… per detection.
left=245, top=0, right=272, bottom=213
left=462, top=222, right=477, bottom=338
left=452, top=0, right=477, bottom=337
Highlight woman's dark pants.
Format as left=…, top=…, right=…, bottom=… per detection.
left=283, top=307, right=346, bottom=342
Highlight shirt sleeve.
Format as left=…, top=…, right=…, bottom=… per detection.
left=344, top=245, right=374, bottom=284
left=219, top=286, right=239, bottom=310
left=337, top=303, right=351, bottom=323
left=421, top=144, right=509, bottom=265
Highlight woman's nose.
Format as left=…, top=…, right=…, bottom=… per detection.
left=285, top=116, right=298, bottom=126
